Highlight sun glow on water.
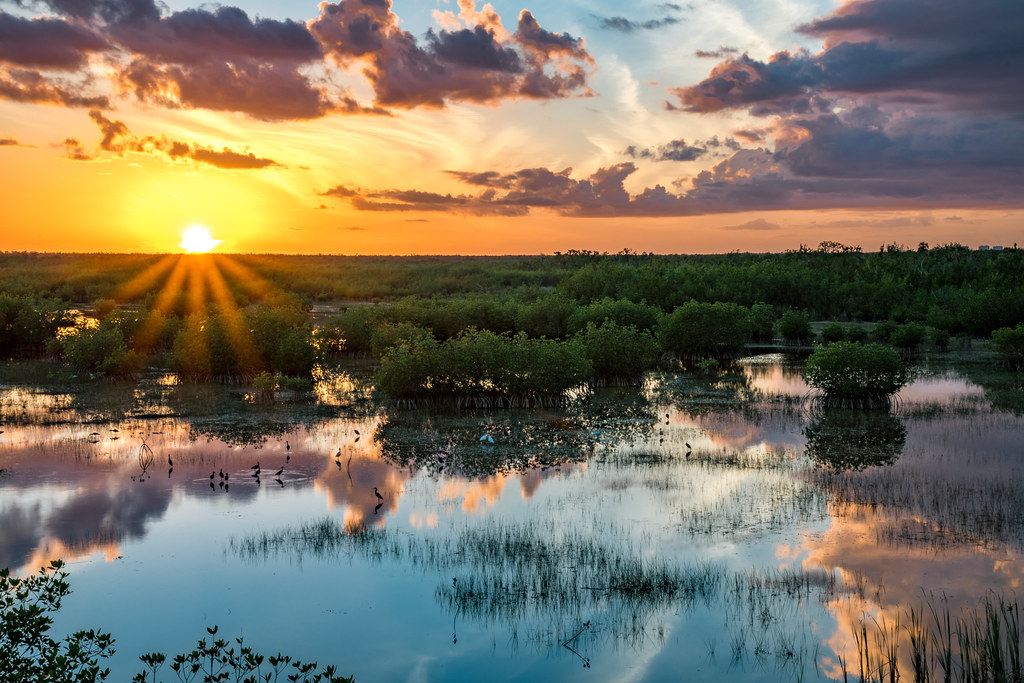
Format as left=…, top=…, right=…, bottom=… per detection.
left=179, top=225, right=221, bottom=253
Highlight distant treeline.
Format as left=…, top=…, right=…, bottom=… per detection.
left=2, top=243, right=1022, bottom=335
left=1, top=243, right=1023, bottom=388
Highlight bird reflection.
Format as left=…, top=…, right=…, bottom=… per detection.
left=374, top=502, right=383, bottom=515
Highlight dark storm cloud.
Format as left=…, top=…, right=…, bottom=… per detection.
left=0, top=13, right=108, bottom=68
left=625, top=138, right=707, bottom=162
left=653, top=0, right=1024, bottom=215
left=310, top=0, right=594, bottom=109
left=82, top=109, right=281, bottom=169
left=596, top=14, right=680, bottom=33
left=322, top=104, right=1024, bottom=218
left=0, top=67, right=109, bottom=107
left=5, top=0, right=594, bottom=116
left=672, top=0, right=1024, bottom=115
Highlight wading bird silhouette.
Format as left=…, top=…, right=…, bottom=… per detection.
left=374, top=487, right=384, bottom=502
left=274, top=466, right=284, bottom=476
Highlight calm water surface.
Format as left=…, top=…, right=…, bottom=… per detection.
left=1, top=356, right=1021, bottom=681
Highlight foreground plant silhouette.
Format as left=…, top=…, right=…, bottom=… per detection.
left=1, top=560, right=114, bottom=682
left=1, top=561, right=352, bottom=683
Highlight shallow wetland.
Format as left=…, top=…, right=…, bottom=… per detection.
left=1, top=354, right=1021, bottom=682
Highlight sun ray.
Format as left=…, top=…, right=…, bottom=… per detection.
left=204, top=258, right=263, bottom=374
left=110, top=254, right=179, bottom=303
left=212, top=254, right=281, bottom=302
left=131, top=255, right=190, bottom=353
left=186, top=255, right=208, bottom=315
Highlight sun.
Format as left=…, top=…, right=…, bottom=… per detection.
left=179, top=225, right=221, bottom=253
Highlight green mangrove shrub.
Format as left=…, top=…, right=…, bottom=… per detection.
left=805, top=342, right=910, bottom=408
left=369, top=321, right=433, bottom=359
left=57, top=320, right=142, bottom=378
left=574, top=321, right=657, bottom=386
left=889, top=322, right=928, bottom=354
left=778, top=308, right=812, bottom=344
left=819, top=321, right=846, bottom=344
left=515, top=293, right=576, bottom=338
left=566, top=297, right=661, bottom=335
left=657, top=301, right=752, bottom=359
left=748, top=302, right=776, bottom=342
left=375, top=328, right=591, bottom=407
left=991, top=323, right=1024, bottom=369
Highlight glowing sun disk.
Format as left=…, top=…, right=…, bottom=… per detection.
left=179, top=226, right=221, bottom=253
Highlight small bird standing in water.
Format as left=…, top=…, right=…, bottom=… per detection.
left=275, top=466, right=284, bottom=476
left=374, top=487, right=384, bottom=502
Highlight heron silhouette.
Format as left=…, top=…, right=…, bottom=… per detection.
left=250, top=461, right=260, bottom=470
left=286, top=440, right=290, bottom=452
left=274, top=466, right=284, bottom=476
left=374, top=487, right=384, bottom=502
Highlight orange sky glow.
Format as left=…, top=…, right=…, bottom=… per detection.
left=1, top=0, right=1021, bottom=254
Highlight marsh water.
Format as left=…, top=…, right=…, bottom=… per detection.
left=1, top=355, right=1022, bottom=681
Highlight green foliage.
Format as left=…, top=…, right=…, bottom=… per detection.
left=93, top=298, right=118, bottom=319
left=369, top=321, right=434, bottom=359
left=872, top=319, right=898, bottom=343
left=245, top=303, right=316, bottom=376
left=991, top=323, right=1024, bottom=369
left=316, top=306, right=378, bottom=355
left=58, top=320, right=142, bottom=378
left=1, top=561, right=115, bottom=682
left=574, top=321, right=657, bottom=385
left=819, top=322, right=846, bottom=344
left=889, top=323, right=928, bottom=353
left=658, top=301, right=752, bottom=359
left=748, top=302, right=776, bottom=342
left=844, top=325, right=869, bottom=343
left=778, top=309, right=811, bottom=344
left=805, top=342, right=910, bottom=408
left=133, top=636, right=352, bottom=683
left=515, top=293, right=576, bottom=338
left=376, top=329, right=591, bottom=406
left=566, top=297, right=660, bottom=335
left=170, top=305, right=315, bottom=381
left=0, top=293, right=73, bottom=357
left=928, top=327, right=950, bottom=351
left=252, top=371, right=279, bottom=398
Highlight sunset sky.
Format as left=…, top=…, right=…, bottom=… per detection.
left=1, top=0, right=1021, bottom=254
